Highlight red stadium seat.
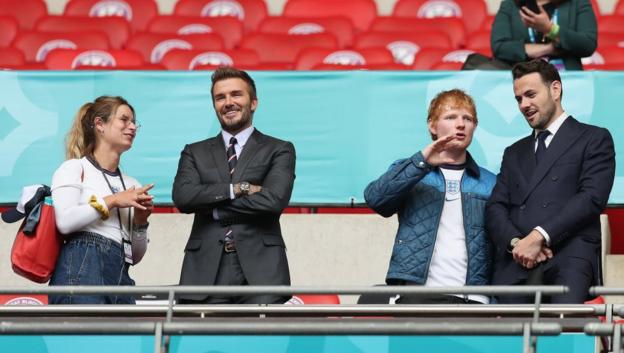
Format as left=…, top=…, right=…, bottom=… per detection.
left=0, top=16, right=18, bottom=47
left=0, top=47, right=26, bottom=67
left=239, top=33, right=338, bottom=67
left=63, top=0, right=158, bottom=32
left=147, top=16, right=243, bottom=49
left=75, top=63, right=165, bottom=70
left=465, top=30, right=491, bottom=55
left=0, top=0, right=47, bottom=29
left=126, top=32, right=224, bottom=63
left=597, top=33, right=624, bottom=48
left=582, top=46, right=624, bottom=66
left=160, top=48, right=259, bottom=70
left=392, top=0, right=486, bottom=34
left=480, top=15, right=495, bottom=31
left=590, top=0, right=602, bottom=16
left=258, top=17, right=355, bottom=48
left=584, top=62, right=624, bottom=70
left=173, top=0, right=268, bottom=32
left=370, top=17, right=466, bottom=48
left=295, top=48, right=395, bottom=70
left=44, top=48, right=144, bottom=69
left=598, top=15, right=624, bottom=34
left=412, top=48, right=477, bottom=70
left=286, top=294, right=341, bottom=304
left=193, top=62, right=294, bottom=70
left=616, top=0, right=624, bottom=15
left=283, top=0, right=378, bottom=33
left=312, top=63, right=409, bottom=70
left=12, top=31, right=109, bottom=62
left=35, top=16, right=131, bottom=49
left=431, top=60, right=463, bottom=70
left=355, top=31, right=452, bottom=65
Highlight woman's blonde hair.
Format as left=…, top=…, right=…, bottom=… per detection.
left=65, top=96, right=135, bottom=159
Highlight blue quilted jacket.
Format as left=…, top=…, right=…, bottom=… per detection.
left=364, top=151, right=496, bottom=285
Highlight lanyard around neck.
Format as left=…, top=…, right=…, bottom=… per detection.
left=91, top=157, right=132, bottom=238
left=528, top=9, right=559, bottom=43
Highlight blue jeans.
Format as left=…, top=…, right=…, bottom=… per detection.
left=49, top=232, right=136, bottom=304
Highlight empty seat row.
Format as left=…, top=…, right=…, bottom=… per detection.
left=3, top=45, right=624, bottom=71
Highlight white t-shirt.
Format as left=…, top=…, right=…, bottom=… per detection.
left=51, top=156, right=148, bottom=264
left=425, top=167, right=488, bottom=304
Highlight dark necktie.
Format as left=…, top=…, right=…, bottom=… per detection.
left=227, top=137, right=238, bottom=177
left=224, top=137, right=237, bottom=250
left=535, top=130, right=550, bottom=165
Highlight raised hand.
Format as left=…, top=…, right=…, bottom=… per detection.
left=105, top=183, right=155, bottom=211
left=519, top=3, right=552, bottom=34
left=421, top=135, right=462, bottom=166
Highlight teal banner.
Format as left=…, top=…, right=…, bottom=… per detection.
left=0, top=71, right=622, bottom=205
left=0, top=334, right=595, bottom=353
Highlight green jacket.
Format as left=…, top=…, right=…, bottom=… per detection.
left=491, top=0, right=597, bottom=70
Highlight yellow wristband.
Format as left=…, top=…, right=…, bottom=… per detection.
left=547, top=23, right=560, bottom=40
left=89, top=195, right=110, bottom=220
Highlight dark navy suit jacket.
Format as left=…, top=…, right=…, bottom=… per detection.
left=486, top=117, right=615, bottom=287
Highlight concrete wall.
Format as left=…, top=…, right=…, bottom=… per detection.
left=0, top=214, right=397, bottom=302
left=41, top=0, right=621, bottom=17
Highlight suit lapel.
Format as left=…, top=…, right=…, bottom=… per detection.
left=517, top=135, right=536, bottom=184
left=232, top=129, right=263, bottom=183
left=521, top=117, right=584, bottom=202
left=208, top=133, right=231, bottom=182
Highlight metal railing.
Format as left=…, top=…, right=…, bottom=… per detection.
left=0, top=285, right=606, bottom=353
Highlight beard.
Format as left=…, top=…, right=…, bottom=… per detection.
left=217, top=104, right=253, bottom=134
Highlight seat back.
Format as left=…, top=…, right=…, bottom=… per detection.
left=355, top=31, right=452, bottom=65
left=239, top=32, right=338, bottom=66
left=465, top=30, right=491, bottom=55
left=283, top=0, right=378, bottom=32
left=392, top=0, right=486, bottom=34
left=35, top=15, right=131, bottom=49
left=0, top=47, right=26, bottom=67
left=412, top=48, right=475, bottom=70
left=147, top=16, right=243, bottom=49
left=126, top=32, right=224, bottom=63
left=0, top=0, right=47, bottom=29
left=0, top=16, right=18, bottom=47
left=44, top=48, right=144, bottom=69
left=160, top=48, right=259, bottom=70
left=173, top=0, right=268, bottom=32
left=63, top=0, right=158, bottom=32
left=370, top=17, right=466, bottom=48
left=598, top=15, right=624, bottom=34
left=258, top=17, right=355, bottom=48
left=295, top=48, right=394, bottom=70
left=12, top=31, right=109, bottom=62
left=286, top=294, right=340, bottom=304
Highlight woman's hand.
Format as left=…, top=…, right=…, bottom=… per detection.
left=519, top=3, right=552, bottom=34
left=133, top=195, right=153, bottom=225
left=104, top=184, right=154, bottom=211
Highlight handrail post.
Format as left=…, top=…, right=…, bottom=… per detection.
left=154, top=322, right=163, bottom=353
left=528, top=290, right=543, bottom=353
left=615, top=324, right=622, bottom=353
left=161, top=289, right=176, bottom=353
left=522, top=323, right=532, bottom=353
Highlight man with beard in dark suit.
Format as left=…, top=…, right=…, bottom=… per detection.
left=486, top=59, right=615, bottom=303
left=173, top=67, right=296, bottom=304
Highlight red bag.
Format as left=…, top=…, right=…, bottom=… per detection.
left=11, top=197, right=62, bottom=283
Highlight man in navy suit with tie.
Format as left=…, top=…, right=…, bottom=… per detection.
left=486, top=59, right=615, bottom=303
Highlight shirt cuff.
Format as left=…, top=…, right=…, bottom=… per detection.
left=534, top=226, right=551, bottom=246
left=229, top=184, right=235, bottom=199
left=212, top=208, right=220, bottom=220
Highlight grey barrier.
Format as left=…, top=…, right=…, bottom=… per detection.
left=0, top=285, right=602, bottom=353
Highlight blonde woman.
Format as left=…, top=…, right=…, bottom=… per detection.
left=50, top=96, right=153, bottom=304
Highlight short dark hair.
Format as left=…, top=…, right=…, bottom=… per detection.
left=512, top=59, right=563, bottom=97
left=210, top=66, right=257, bottom=101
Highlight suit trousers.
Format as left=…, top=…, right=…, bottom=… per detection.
left=178, top=251, right=288, bottom=305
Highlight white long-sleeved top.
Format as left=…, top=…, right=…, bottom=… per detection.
left=51, top=157, right=148, bottom=264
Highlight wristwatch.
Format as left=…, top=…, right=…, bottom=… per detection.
left=507, top=237, right=520, bottom=253
left=239, top=181, right=251, bottom=196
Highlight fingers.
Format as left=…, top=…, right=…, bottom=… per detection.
left=137, top=183, right=155, bottom=194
